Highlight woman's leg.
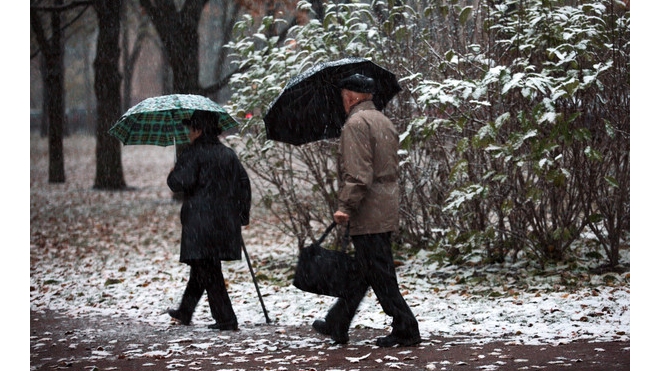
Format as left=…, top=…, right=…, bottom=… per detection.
left=171, top=263, right=205, bottom=324
left=203, top=261, right=238, bottom=328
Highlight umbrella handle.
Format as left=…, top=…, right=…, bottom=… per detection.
left=173, top=136, right=176, bottom=165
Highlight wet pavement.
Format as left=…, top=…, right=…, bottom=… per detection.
left=30, top=309, right=629, bottom=370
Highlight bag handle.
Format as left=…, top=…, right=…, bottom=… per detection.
left=314, top=221, right=351, bottom=252
left=315, top=221, right=337, bottom=245
left=340, top=222, right=350, bottom=252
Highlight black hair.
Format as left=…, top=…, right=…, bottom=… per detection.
left=184, top=110, right=222, bottom=136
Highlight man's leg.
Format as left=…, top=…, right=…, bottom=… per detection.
left=315, top=252, right=369, bottom=343
left=321, top=282, right=368, bottom=342
left=353, top=233, right=420, bottom=344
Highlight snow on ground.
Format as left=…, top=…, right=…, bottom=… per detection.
left=30, top=135, right=630, bottom=347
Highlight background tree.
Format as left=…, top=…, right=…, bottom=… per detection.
left=31, top=0, right=91, bottom=183
left=93, top=0, right=126, bottom=189
left=138, top=0, right=209, bottom=94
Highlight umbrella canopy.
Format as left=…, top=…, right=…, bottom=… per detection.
left=109, top=94, right=239, bottom=146
left=263, top=57, right=401, bottom=146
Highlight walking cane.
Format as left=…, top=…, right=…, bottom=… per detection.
left=241, top=239, right=271, bottom=324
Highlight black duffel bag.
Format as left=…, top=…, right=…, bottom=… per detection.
left=293, top=222, right=363, bottom=298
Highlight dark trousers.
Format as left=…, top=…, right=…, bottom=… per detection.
left=324, top=232, right=420, bottom=338
left=177, top=260, right=237, bottom=325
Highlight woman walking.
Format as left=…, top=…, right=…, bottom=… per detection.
left=166, top=110, right=251, bottom=331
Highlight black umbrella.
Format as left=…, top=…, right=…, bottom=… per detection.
left=263, top=57, right=401, bottom=146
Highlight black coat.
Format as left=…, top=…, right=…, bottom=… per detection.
left=167, top=135, right=251, bottom=264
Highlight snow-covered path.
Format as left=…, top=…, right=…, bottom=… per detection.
left=30, top=135, right=629, bottom=347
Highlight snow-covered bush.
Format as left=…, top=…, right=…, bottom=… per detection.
left=225, top=0, right=629, bottom=269
left=408, top=0, right=629, bottom=266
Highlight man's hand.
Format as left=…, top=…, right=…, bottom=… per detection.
left=333, top=210, right=350, bottom=224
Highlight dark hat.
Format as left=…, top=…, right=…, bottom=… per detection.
left=338, top=74, right=375, bottom=94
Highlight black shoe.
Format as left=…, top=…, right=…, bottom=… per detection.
left=312, top=320, right=348, bottom=344
left=376, top=334, right=422, bottom=348
left=208, top=322, right=238, bottom=331
left=331, top=332, right=349, bottom=345
left=167, top=309, right=191, bottom=326
left=312, top=320, right=331, bottom=335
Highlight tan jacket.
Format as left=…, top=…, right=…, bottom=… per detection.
left=338, top=101, right=399, bottom=235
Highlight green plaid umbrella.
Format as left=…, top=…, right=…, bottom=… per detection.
left=109, top=94, right=239, bottom=146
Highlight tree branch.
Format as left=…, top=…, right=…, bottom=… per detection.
left=199, top=63, right=252, bottom=96
left=31, top=0, right=92, bottom=12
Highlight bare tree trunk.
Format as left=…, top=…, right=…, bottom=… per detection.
left=93, top=0, right=126, bottom=190
left=139, top=0, right=207, bottom=94
left=83, top=30, right=95, bottom=135
left=45, top=45, right=66, bottom=183
left=39, top=55, right=48, bottom=138
left=121, top=0, right=131, bottom=111
left=31, top=0, right=67, bottom=183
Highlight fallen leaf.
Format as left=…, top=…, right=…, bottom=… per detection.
left=346, top=352, right=371, bottom=363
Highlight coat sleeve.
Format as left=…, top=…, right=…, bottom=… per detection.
left=167, top=148, right=199, bottom=193
left=338, top=117, right=372, bottom=215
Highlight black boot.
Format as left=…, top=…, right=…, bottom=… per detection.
left=375, top=333, right=421, bottom=347
left=207, top=321, right=238, bottom=331
left=312, top=320, right=348, bottom=344
left=167, top=309, right=191, bottom=326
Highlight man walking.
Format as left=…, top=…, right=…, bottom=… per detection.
left=312, top=73, right=421, bottom=347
